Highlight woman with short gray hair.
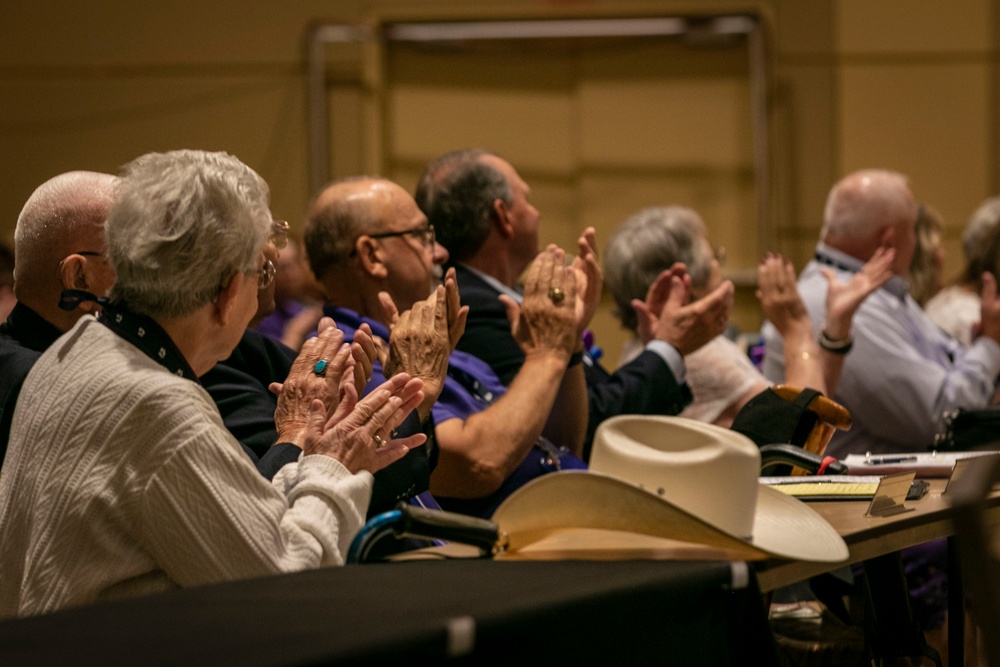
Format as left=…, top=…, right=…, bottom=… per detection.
left=605, top=205, right=892, bottom=427
left=0, top=150, right=424, bottom=617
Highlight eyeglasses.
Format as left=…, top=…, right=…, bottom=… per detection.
left=359, top=224, right=436, bottom=251
left=269, top=219, right=289, bottom=250
left=248, top=259, right=276, bottom=290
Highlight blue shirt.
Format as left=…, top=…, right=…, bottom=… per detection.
left=762, top=243, right=1000, bottom=456
left=323, top=305, right=507, bottom=427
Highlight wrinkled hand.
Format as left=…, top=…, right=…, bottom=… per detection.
left=303, top=371, right=426, bottom=474
left=500, top=246, right=579, bottom=359
left=380, top=285, right=452, bottom=406
left=273, top=326, right=352, bottom=447
left=757, top=253, right=811, bottom=339
left=632, top=263, right=688, bottom=344
left=821, top=247, right=894, bottom=340
left=442, top=266, right=469, bottom=349
left=270, top=317, right=376, bottom=399
left=570, top=227, right=602, bottom=334
left=641, top=269, right=734, bottom=356
left=977, top=272, right=1000, bottom=343
left=350, top=322, right=380, bottom=395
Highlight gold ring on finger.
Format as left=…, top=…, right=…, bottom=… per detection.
left=548, top=287, right=565, bottom=305
left=373, top=434, right=386, bottom=448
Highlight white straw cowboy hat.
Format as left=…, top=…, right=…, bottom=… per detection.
left=493, top=415, right=849, bottom=563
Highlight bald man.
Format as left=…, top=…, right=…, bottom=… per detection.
left=0, top=172, right=119, bottom=462
left=763, top=169, right=1000, bottom=456
left=305, top=176, right=588, bottom=518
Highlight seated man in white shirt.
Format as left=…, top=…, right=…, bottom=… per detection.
left=763, top=169, right=1000, bottom=457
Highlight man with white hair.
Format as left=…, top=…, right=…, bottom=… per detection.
left=763, top=169, right=1000, bottom=456
left=0, top=172, right=118, bottom=462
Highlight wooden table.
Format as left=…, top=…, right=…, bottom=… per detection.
left=756, top=478, right=1000, bottom=666
left=756, top=479, right=967, bottom=592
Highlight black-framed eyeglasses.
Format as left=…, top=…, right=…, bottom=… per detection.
left=248, top=259, right=276, bottom=290
left=351, top=224, right=435, bottom=256
left=269, top=219, right=289, bottom=250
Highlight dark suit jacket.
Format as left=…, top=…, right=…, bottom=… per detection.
left=451, top=263, right=693, bottom=458
left=201, top=328, right=436, bottom=517
left=0, top=303, right=60, bottom=469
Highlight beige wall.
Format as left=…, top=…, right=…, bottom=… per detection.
left=2, top=0, right=998, bottom=365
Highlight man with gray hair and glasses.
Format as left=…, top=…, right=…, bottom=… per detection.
left=0, top=171, right=119, bottom=465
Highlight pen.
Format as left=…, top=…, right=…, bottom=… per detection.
left=869, top=456, right=918, bottom=464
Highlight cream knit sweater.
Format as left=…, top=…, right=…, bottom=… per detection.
left=0, top=317, right=372, bottom=618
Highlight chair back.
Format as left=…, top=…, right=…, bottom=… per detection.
left=949, top=453, right=1000, bottom=665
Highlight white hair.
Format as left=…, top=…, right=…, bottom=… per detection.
left=962, top=195, right=1000, bottom=261
left=821, top=169, right=916, bottom=241
left=604, top=206, right=712, bottom=331
left=106, top=150, right=270, bottom=318
left=13, top=171, right=119, bottom=285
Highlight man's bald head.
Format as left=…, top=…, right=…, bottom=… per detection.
left=304, top=177, right=398, bottom=282
left=13, top=171, right=119, bottom=321
left=821, top=169, right=918, bottom=274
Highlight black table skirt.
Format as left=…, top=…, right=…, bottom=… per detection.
left=0, top=559, right=776, bottom=666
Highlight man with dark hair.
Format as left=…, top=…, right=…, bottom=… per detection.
left=415, top=149, right=734, bottom=454
left=305, top=176, right=592, bottom=518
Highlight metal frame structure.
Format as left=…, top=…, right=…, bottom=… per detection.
left=306, top=14, right=771, bottom=255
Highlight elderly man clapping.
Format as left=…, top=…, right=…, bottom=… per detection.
left=0, top=151, right=424, bottom=617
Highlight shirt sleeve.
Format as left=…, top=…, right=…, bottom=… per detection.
left=138, top=401, right=372, bottom=587
left=765, top=269, right=1000, bottom=448
left=836, top=300, right=1000, bottom=446
left=644, top=339, right=686, bottom=383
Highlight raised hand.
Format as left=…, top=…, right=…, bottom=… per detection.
left=977, top=272, right=1000, bottom=344
left=757, top=253, right=811, bottom=339
left=500, top=246, right=579, bottom=360
left=570, top=227, right=603, bottom=334
left=380, top=284, right=452, bottom=410
left=303, top=372, right=426, bottom=474
left=822, top=246, right=894, bottom=340
left=273, top=326, right=352, bottom=447
left=631, top=263, right=687, bottom=344
left=634, top=264, right=733, bottom=356
left=442, top=266, right=469, bottom=349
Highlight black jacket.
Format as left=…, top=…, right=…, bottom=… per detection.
left=450, top=263, right=693, bottom=458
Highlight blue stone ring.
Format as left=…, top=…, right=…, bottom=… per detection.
left=313, top=359, right=329, bottom=376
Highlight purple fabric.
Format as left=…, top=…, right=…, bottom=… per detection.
left=322, top=305, right=507, bottom=427
left=255, top=300, right=305, bottom=343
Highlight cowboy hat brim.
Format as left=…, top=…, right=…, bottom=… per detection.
left=491, top=470, right=849, bottom=563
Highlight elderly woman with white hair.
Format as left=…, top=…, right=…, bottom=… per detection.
left=605, top=206, right=892, bottom=427
left=0, top=150, right=425, bottom=618
left=925, top=195, right=1000, bottom=345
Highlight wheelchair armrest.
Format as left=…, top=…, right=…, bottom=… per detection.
left=348, top=503, right=500, bottom=564
left=759, top=443, right=847, bottom=476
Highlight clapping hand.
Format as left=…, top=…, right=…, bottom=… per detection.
left=822, top=246, right=894, bottom=340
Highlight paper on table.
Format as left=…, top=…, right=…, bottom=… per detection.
left=843, top=451, right=999, bottom=478
left=759, top=475, right=881, bottom=500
